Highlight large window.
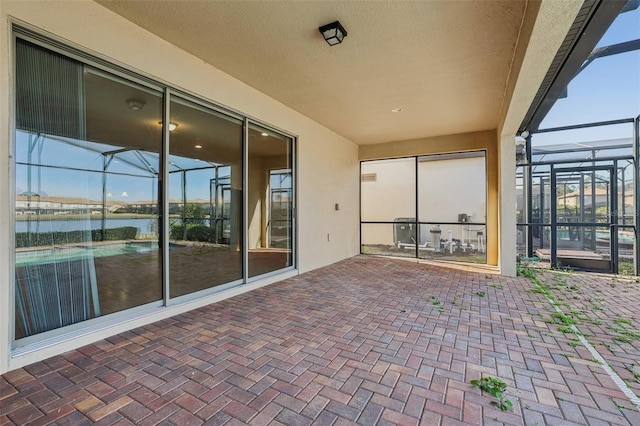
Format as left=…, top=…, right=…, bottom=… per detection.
left=13, top=32, right=295, bottom=343
left=361, top=152, right=487, bottom=264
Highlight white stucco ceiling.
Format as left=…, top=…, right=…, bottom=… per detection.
left=96, top=0, right=528, bottom=145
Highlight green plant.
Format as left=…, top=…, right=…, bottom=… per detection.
left=179, top=203, right=207, bottom=226
left=609, top=397, right=625, bottom=412
left=551, top=312, right=576, bottom=326
left=15, top=226, right=138, bottom=248
left=614, top=317, right=632, bottom=326
left=170, top=224, right=216, bottom=243
left=626, top=364, right=640, bottom=382
left=470, top=376, right=513, bottom=411
left=476, top=291, right=486, bottom=297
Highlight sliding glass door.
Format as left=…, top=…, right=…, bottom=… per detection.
left=168, top=97, right=243, bottom=297
left=14, top=39, right=164, bottom=339
left=13, top=31, right=296, bottom=344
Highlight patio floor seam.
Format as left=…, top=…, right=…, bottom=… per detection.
left=528, top=270, right=640, bottom=412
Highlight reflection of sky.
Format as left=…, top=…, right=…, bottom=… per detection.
left=270, top=171, right=292, bottom=189
left=16, top=131, right=252, bottom=203
left=16, top=131, right=154, bottom=202
left=535, top=5, right=639, bottom=146
left=15, top=131, right=229, bottom=203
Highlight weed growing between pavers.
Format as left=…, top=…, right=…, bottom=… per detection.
left=470, top=376, right=513, bottom=411
left=518, top=262, right=640, bottom=402
left=626, top=364, right=640, bottom=383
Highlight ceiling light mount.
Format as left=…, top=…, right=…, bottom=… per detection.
left=319, top=20, right=347, bottom=46
left=391, top=107, right=403, bottom=113
left=127, top=98, right=146, bottom=111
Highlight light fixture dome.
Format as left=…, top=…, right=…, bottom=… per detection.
left=319, top=20, right=347, bottom=46
left=158, top=121, right=178, bottom=131
left=126, top=98, right=146, bottom=111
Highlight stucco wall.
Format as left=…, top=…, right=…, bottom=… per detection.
left=0, top=0, right=359, bottom=373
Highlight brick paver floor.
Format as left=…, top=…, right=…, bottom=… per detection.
left=2, top=256, right=639, bottom=425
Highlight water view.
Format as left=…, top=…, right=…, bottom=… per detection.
left=15, top=217, right=157, bottom=235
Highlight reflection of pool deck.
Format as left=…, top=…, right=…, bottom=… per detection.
left=14, top=241, right=291, bottom=339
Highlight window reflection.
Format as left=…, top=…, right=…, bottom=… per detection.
left=13, top=37, right=297, bottom=341
left=168, top=97, right=243, bottom=297
left=15, top=39, right=163, bottom=338
left=248, top=124, right=293, bottom=278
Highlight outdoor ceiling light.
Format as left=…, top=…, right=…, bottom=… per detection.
left=158, top=121, right=178, bottom=131
left=319, top=20, right=347, bottom=46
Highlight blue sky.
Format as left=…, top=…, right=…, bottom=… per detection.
left=534, top=4, right=640, bottom=146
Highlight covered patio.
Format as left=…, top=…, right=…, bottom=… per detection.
left=2, top=256, right=639, bottom=425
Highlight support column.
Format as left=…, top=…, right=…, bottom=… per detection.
left=634, top=115, right=639, bottom=275
left=499, top=132, right=517, bottom=276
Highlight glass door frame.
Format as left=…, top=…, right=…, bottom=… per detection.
left=244, top=119, right=297, bottom=282
left=550, top=165, right=617, bottom=272
left=268, top=169, right=293, bottom=249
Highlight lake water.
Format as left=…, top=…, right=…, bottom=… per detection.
left=16, top=241, right=158, bottom=266
left=16, top=217, right=157, bottom=234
